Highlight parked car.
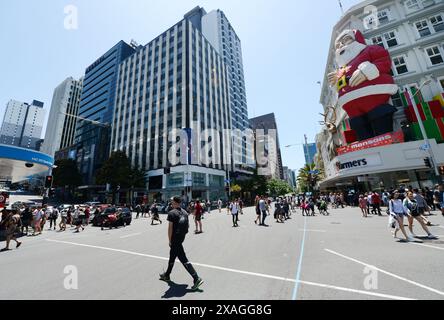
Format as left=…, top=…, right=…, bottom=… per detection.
left=92, top=207, right=132, bottom=228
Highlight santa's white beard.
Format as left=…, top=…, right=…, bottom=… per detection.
left=335, top=41, right=367, bottom=67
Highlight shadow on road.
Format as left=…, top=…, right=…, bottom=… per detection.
left=161, top=281, right=203, bottom=299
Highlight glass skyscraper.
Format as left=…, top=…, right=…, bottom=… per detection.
left=74, top=41, right=136, bottom=184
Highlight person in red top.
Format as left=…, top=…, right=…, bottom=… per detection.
left=193, top=200, right=203, bottom=234
left=371, top=192, right=382, bottom=216
left=328, top=29, right=398, bottom=141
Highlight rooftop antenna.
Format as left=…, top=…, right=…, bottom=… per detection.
left=338, top=0, right=345, bottom=15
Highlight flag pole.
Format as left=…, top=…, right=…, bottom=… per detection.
left=338, top=0, right=345, bottom=15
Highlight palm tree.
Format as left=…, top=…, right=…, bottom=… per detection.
left=297, top=163, right=323, bottom=192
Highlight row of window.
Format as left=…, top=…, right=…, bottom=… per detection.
left=392, top=44, right=444, bottom=76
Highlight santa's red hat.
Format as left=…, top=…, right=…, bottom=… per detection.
left=336, top=29, right=366, bottom=45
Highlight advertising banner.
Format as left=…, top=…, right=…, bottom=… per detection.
left=337, top=131, right=404, bottom=156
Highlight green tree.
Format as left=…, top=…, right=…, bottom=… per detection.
left=297, top=163, right=323, bottom=193
left=267, top=179, right=292, bottom=196
left=129, top=167, right=147, bottom=189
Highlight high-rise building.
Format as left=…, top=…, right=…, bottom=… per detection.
left=74, top=41, right=136, bottom=184
left=201, top=9, right=251, bottom=172
left=249, top=113, right=284, bottom=180
left=303, top=143, right=317, bottom=165
left=41, top=77, right=83, bottom=157
left=0, top=99, right=45, bottom=150
left=111, top=10, right=232, bottom=201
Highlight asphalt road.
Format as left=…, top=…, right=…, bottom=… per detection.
left=1, top=205, right=444, bottom=300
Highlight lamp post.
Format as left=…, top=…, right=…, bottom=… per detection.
left=406, top=79, right=440, bottom=178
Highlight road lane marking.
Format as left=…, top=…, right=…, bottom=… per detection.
left=299, top=229, right=326, bottom=233
left=45, top=239, right=413, bottom=300
left=325, top=249, right=444, bottom=297
left=120, top=233, right=142, bottom=239
left=409, top=242, right=444, bottom=251
left=292, top=216, right=308, bottom=300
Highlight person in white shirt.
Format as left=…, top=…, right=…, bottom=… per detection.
left=388, top=192, right=414, bottom=242
left=230, top=200, right=239, bottom=227
left=217, top=199, right=223, bottom=213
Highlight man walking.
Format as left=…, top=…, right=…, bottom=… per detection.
left=259, top=196, right=268, bottom=226
left=159, top=197, right=203, bottom=291
left=1, top=209, right=22, bottom=252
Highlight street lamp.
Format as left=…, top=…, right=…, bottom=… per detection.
left=406, top=79, right=440, bottom=177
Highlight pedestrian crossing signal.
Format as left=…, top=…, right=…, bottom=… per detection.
left=45, top=176, right=53, bottom=188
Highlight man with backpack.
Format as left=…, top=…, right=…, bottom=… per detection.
left=159, top=196, right=204, bottom=291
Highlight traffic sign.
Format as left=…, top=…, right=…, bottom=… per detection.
left=420, top=143, right=431, bottom=151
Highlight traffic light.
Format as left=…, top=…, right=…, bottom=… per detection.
left=439, top=166, right=444, bottom=176
left=45, top=176, right=53, bottom=188
left=49, top=188, right=56, bottom=198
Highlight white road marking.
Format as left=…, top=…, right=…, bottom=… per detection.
left=120, top=233, right=142, bottom=239
left=409, top=242, right=444, bottom=251
left=325, top=249, right=444, bottom=297
left=299, top=229, right=326, bottom=233
left=45, top=239, right=414, bottom=300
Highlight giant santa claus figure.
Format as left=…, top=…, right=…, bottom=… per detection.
left=328, top=29, right=399, bottom=141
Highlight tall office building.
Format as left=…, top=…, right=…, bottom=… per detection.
left=202, top=9, right=251, bottom=172
left=111, top=9, right=232, bottom=201
left=249, top=113, right=284, bottom=180
left=303, top=143, right=317, bottom=165
left=74, top=41, right=136, bottom=184
left=42, top=77, right=83, bottom=157
left=0, top=99, right=45, bottom=150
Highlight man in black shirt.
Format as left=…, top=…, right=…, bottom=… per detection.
left=159, top=196, right=203, bottom=291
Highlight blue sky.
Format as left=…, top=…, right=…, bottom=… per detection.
left=0, top=0, right=363, bottom=171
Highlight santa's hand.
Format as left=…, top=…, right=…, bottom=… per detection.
left=349, top=69, right=367, bottom=87
left=327, top=71, right=338, bottom=86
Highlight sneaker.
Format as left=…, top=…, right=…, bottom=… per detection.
left=407, top=236, right=416, bottom=242
left=159, top=273, right=170, bottom=282
left=191, top=278, right=204, bottom=291
left=427, top=234, right=438, bottom=239
left=16, top=242, right=22, bottom=249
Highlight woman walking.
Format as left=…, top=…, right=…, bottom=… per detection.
left=230, top=199, right=239, bottom=227
left=359, top=195, right=368, bottom=217
left=388, top=192, right=415, bottom=242
left=403, top=192, right=437, bottom=239
left=194, top=200, right=203, bottom=234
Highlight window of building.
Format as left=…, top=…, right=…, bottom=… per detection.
left=384, top=31, right=398, bottom=47
left=405, top=0, right=420, bottom=12
left=393, top=56, right=409, bottom=75
left=430, top=14, right=444, bottom=32
left=426, top=46, right=444, bottom=65
left=372, top=35, right=384, bottom=47
left=416, top=20, right=431, bottom=37
left=438, top=77, right=444, bottom=91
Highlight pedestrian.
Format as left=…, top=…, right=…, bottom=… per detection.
left=359, top=195, right=368, bottom=217
left=254, top=196, right=261, bottom=225
left=151, top=202, right=162, bottom=225
left=217, top=199, right=223, bottom=213
left=1, top=209, right=23, bottom=252
left=48, top=206, right=58, bottom=230
left=258, top=196, right=268, bottom=226
left=193, top=200, right=203, bottom=234
left=367, top=192, right=373, bottom=214
left=135, top=204, right=141, bottom=219
left=20, top=206, right=32, bottom=235
left=32, top=207, right=42, bottom=236
left=74, top=207, right=85, bottom=233
left=388, top=192, right=415, bottom=242
left=159, top=196, right=204, bottom=291
left=206, top=200, right=211, bottom=214
left=59, top=207, right=67, bottom=231
left=403, top=192, right=437, bottom=239
left=371, top=192, right=382, bottom=216
left=230, top=199, right=239, bottom=227
left=239, top=199, right=244, bottom=215
left=434, top=184, right=444, bottom=217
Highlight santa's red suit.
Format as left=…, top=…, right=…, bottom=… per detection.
left=335, top=30, right=398, bottom=118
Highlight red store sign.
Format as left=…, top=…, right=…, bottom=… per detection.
left=337, top=131, right=404, bottom=156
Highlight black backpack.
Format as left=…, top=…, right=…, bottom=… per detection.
left=176, top=208, right=189, bottom=235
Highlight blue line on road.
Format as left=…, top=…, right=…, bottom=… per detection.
left=292, top=215, right=307, bottom=300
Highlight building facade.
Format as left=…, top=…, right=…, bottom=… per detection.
left=0, top=99, right=45, bottom=151
left=202, top=9, right=252, bottom=172
left=41, top=77, right=83, bottom=157
left=304, top=143, right=317, bottom=165
left=111, top=13, right=232, bottom=202
left=249, top=113, right=284, bottom=180
left=74, top=41, right=136, bottom=185
left=317, top=0, right=444, bottom=191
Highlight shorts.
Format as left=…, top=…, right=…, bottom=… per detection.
left=410, top=210, right=421, bottom=217
left=6, top=225, right=18, bottom=237
left=394, top=212, right=408, bottom=217
left=195, top=214, right=202, bottom=222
